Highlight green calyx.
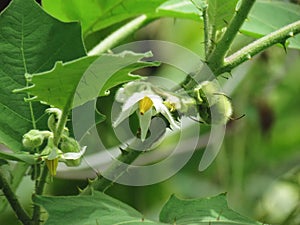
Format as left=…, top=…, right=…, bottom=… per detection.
left=192, top=81, right=233, bottom=125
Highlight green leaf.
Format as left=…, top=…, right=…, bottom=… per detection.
left=208, top=0, right=238, bottom=31
left=241, top=1, right=300, bottom=49
left=0, top=151, right=35, bottom=164
left=42, top=0, right=201, bottom=37
left=159, top=193, right=262, bottom=225
left=42, top=0, right=163, bottom=37
left=19, top=51, right=159, bottom=110
left=0, top=0, right=86, bottom=152
left=34, top=191, right=163, bottom=225
left=156, top=0, right=203, bottom=20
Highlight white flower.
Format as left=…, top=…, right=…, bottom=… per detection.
left=113, top=91, right=180, bottom=141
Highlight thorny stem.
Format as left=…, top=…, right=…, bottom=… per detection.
left=216, top=20, right=300, bottom=75
left=0, top=169, right=31, bottom=225
left=207, top=0, right=256, bottom=71
left=32, top=105, right=71, bottom=224
left=81, top=118, right=166, bottom=194
left=83, top=148, right=142, bottom=193
left=32, top=165, right=49, bottom=225
left=88, top=15, right=148, bottom=56
left=202, top=5, right=213, bottom=59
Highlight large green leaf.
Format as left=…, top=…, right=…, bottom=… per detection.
left=159, top=193, right=262, bottom=225
left=241, top=1, right=300, bottom=49
left=0, top=0, right=85, bottom=152
left=35, top=192, right=263, bottom=225
left=34, top=191, right=163, bottom=225
left=0, top=151, right=35, bottom=164
left=19, top=51, right=159, bottom=110
left=41, top=0, right=201, bottom=37
left=208, top=0, right=238, bottom=31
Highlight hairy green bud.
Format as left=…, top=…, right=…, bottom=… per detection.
left=22, top=129, right=45, bottom=149
left=60, top=136, right=82, bottom=167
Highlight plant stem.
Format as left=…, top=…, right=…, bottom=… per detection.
left=81, top=118, right=166, bottom=194
left=88, top=15, right=148, bottom=56
left=84, top=148, right=142, bottom=193
left=0, top=169, right=31, bottom=225
left=32, top=106, right=70, bottom=224
left=202, top=5, right=212, bottom=59
left=32, top=165, right=48, bottom=225
left=207, top=0, right=256, bottom=71
left=216, top=20, right=300, bottom=75
left=0, top=163, right=29, bottom=213
left=53, top=106, right=70, bottom=147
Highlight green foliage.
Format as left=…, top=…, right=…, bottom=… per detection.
left=0, top=151, right=35, bottom=164
left=207, top=0, right=238, bottom=38
left=160, top=194, right=261, bottom=225
left=42, top=0, right=200, bottom=37
left=19, top=51, right=159, bottom=110
left=1, top=0, right=300, bottom=224
left=35, top=191, right=262, bottom=225
left=242, top=1, right=300, bottom=49
left=0, top=0, right=85, bottom=151
left=34, top=191, right=161, bottom=225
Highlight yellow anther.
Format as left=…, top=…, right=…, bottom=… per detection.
left=46, top=158, right=58, bottom=176
left=164, top=102, right=176, bottom=112
left=139, top=96, right=153, bottom=115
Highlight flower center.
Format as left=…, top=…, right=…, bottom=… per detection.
left=139, top=96, right=153, bottom=115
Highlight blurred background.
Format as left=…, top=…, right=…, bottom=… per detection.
left=1, top=1, right=300, bottom=225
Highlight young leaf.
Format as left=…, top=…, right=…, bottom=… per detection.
left=159, top=193, right=262, bottom=225
left=241, top=1, right=300, bottom=49
left=42, top=0, right=201, bottom=37
left=0, top=0, right=85, bottom=151
left=19, top=51, right=159, bottom=110
left=34, top=191, right=163, bottom=225
left=0, top=151, right=35, bottom=164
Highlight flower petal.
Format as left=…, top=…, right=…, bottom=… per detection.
left=62, top=146, right=86, bottom=160
left=123, top=92, right=153, bottom=111
left=113, top=103, right=138, bottom=127
left=138, top=109, right=152, bottom=141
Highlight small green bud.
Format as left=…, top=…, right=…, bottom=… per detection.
left=60, top=136, right=82, bottom=167
left=60, top=136, right=80, bottom=153
left=22, top=130, right=45, bottom=149
left=65, top=158, right=81, bottom=167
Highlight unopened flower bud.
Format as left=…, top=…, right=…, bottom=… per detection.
left=60, top=137, right=82, bottom=167
left=22, top=130, right=44, bottom=149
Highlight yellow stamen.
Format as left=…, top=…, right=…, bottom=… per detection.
left=139, top=96, right=153, bottom=115
left=164, top=102, right=176, bottom=112
left=46, top=158, right=58, bottom=176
